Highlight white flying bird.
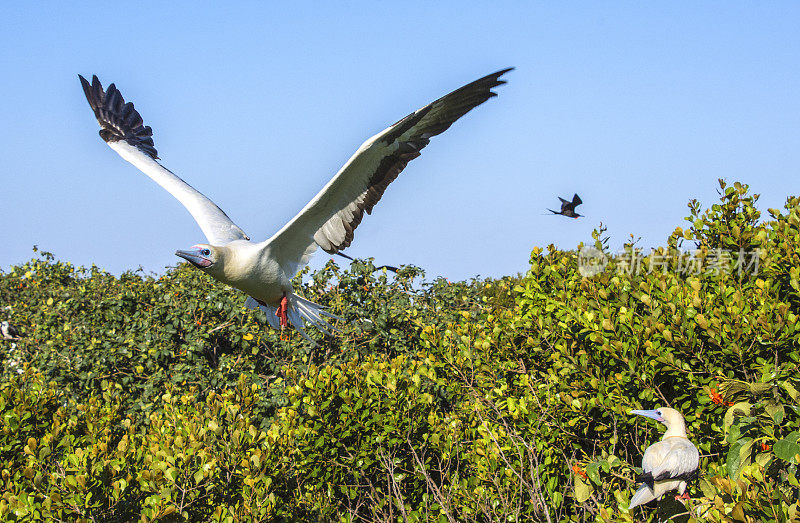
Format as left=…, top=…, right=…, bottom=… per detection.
left=79, top=69, right=511, bottom=340
left=628, top=407, right=700, bottom=510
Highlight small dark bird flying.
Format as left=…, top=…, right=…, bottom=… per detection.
left=548, top=193, right=583, bottom=218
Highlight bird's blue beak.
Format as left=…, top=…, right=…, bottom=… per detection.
left=175, top=248, right=212, bottom=268
left=630, top=409, right=665, bottom=422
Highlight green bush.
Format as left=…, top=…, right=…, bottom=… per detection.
left=0, top=179, right=798, bottom=521
left=0, top=253, right=484, bottom=428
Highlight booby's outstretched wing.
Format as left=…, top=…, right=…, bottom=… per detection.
left=262, top=68, right=513, bottom=277
left=79, top=75, right=249, bottom=246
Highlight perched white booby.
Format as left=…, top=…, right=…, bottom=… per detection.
left=1, top=321, right=21, bottom=340
left=628, top=407, right=700, bottom=509
left=79, top=69, right=511, bottom=340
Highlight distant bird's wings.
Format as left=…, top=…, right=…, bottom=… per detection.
left=262, top=68, right=512, bottom=277
left=572, top=194, right=582, bottom=206
left=334, top=252, right=398, bottom=273
left=639, top=438, right=699, bottom=486
left=79, top=75, right=249, bottom=246
left=335, top=252, right=356, bottom=262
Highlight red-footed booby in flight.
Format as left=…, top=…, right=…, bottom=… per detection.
left=628, top=407, right=700, bottom=510
left=79, top=69, right=512, bottom=340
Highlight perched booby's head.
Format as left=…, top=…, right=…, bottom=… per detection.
left=630, top=407, right=687, bottom=437
left=175, top=245, right=217, bottom=269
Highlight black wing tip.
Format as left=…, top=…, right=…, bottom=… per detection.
left=483, top=67, right=514, bottom=86
left=78, top=73, right=159, bottom=159
left=78, top=72, right=107, bottom=110
left=472, top=68, right=514, bottom=93
left=637, top=472, right=655, bottom=488
left=78, top=74, right=98, bottom=108
left=452, top=67, right=513, bottom=105
left=486, top=67, right=515, bottom=79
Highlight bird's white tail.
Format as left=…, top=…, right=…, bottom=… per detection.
left=628, top=478, right=686, bottom=510
left=245, top=294, right=341, bottom=343
left=627, top=483, right=655, bottom=510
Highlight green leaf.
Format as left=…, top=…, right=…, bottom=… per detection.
left=727, top=423, right=740, bottom=445
left=770, top=404, right=785, bottom=425
left=585, top=462, right=601, bottom=485
left=727, top=439, right=745, bottom=479
left=698, top=477, right=716, bottom=498
left=782, top=381, right=800, bottom=402
left=574, top=476, right=592, bottom=503
left=749, top=382, right=771, bottom=395
left=774, top=432, right=800, bottom=463
left=724, top=402, right=752, bottom=433
left=165, top=467, right=179, bottom=483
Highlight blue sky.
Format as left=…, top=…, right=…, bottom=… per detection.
left=1, top=3, right=798, bottom=282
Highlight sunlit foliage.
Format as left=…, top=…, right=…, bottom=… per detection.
left=0, top=180, right=797, bottom=521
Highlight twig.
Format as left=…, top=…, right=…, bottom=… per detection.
left=377, top=448, right=408, bottom=523
left=207, top=320, right=234, bottom=334
left=406, top=438, right=457, bottom=523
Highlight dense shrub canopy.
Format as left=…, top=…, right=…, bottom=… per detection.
left=0, top=180, right=798, bottom=522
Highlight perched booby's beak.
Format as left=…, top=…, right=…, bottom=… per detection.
left=630, top=409, right=666, bottom=422
left=175, top=247, right=213, bottom=268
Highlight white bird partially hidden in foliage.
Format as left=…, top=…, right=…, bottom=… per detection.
left=79, top=69, right=511, bottom=341
left=1, top=321, right=21, bottom=340
left=628, top=407, right=700, bottom=510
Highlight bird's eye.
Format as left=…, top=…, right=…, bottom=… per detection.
left=202, top=249, right=211, bottom=256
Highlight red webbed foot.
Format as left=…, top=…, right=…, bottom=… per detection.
left=276, top=294, right=289, bottom=329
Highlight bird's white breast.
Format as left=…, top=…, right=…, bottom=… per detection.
left=215, top=241, right=292, bottom=306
